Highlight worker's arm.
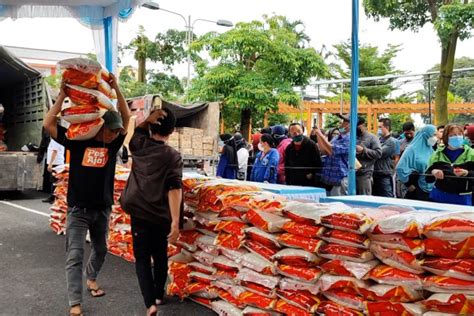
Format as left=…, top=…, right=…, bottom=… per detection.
left=167, top=188, right=182, bottom=244
left=137, top=109, right=167, bottom=130
left=48, top=150, right=58, bottom=173
left=109, top=73, right=131, bottom=133
left=315, top=129, right=333, bottom=155
left=44, top=84, right=66, bottom=140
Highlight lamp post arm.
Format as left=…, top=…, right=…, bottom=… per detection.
left=159, top=7, right=189, bottom=27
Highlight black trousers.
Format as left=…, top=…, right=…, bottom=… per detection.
left=131, top=216, right=170, bottom=308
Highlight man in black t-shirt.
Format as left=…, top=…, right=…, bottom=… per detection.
left=44, top=74, right=130, bottom=316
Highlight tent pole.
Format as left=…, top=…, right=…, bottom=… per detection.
left=103, top=16, right=113, bottom=72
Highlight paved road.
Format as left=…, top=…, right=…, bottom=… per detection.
left=0, top=190, right=214, bottom=316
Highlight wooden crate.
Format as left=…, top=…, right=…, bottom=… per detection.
left=176, top=127, right=204, bottom=136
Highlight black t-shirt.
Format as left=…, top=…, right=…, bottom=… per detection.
left=54, top=125, right=125, bottom=208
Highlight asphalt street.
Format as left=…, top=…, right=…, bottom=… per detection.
left=0, top=190, right=214, bottom=316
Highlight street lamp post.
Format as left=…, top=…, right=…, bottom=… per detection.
left=143, top=2, right=233, bottom=87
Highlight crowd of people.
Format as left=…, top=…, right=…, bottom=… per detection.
left=217, top=115, right=474, bottom=206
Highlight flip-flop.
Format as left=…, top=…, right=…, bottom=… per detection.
left=87, top=287, right=106, bottom=298
left=156, top=298, right=165, bottom=306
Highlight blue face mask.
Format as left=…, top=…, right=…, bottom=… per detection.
left=448, top=135, right=464, bottom=149
left=377, top=128, right=383, bottom=137
left=339, top=127, right=346, bottom=134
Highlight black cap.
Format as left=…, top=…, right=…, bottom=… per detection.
left=336, top=113, right=365, bottom=126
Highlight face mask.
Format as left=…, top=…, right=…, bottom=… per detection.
left=377, top=128, right=383, bottom=137
left=427, top=136, right=438, bottom=147
left=218, top=140, right=224, bottom=148
left=356, top=127, right=363, bottom=137
left=292, top=135, right=303, bottom=143
left=339, top=127, right=346, bottom=134
left=405, top=133, right=414, bottom=141
left=258, top=143, right=264, bottom=152
left=448, top=135, right=464, bottom=149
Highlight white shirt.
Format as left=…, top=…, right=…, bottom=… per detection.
left=237, top=147, right=249, bottom=172
left=47, top=139, right=65, bottom=165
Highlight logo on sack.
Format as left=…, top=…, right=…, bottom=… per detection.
left=82, top=147, right=109, bottom=167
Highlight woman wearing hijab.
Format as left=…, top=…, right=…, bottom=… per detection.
left=327, top=128, right=341, bottom=142
left=396, top=124, right=437, bottom=201
left=250, top=134, right=280, bottom=184
left=216, top=134, right=238, bottom=179
left=234, top=133, right=249, bottom=180
left=425, top=124, right=474, bottom=206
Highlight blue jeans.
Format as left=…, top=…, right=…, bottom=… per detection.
left=373, top=175, right=394, bottom=197
left=65, top=206, right=111, bottom=306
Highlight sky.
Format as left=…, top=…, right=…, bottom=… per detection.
left=0, top=0, right=473, bottom=91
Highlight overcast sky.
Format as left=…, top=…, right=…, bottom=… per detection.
left=1, top=0, right=473, bottom=84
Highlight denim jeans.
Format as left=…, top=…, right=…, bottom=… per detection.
left=131, top=216, right=170, bottom=308
left=373, top=175, right=394, bottom=197
left=65, top=206, right=111, bottom=306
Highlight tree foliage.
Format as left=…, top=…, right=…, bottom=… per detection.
left=187, top=15, right=328, bottom=138
left=331, top=41, right=403, bottom=102
left=363, top=0, right=474, bottom=125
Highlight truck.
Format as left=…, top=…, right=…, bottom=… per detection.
left=0, top=46, right=46, bottom=191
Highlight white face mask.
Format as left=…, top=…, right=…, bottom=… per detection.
left=258, top=143, right=264, bottom=152
left=427, top=136, right=438, bottom=147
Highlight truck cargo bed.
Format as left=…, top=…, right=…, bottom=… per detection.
left=0, top=152, right=42, bottom=191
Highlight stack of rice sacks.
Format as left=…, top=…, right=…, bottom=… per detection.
left=108, top=165, right=135, bottom=262
left=49, top=164, right=69, bottom=234
left=58, top=58, right=117, bottom=140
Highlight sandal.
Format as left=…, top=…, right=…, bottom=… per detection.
left=69, top=304, right=83, bottom=316
left=87, top=286, right=106, bottom=298
left=156, top=298, right=165, bottom=306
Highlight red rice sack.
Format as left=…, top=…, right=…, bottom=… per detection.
left=364, top=302, right=425, bottom=316
left=272, top=248, right=321, bottom=267
left=358, top=284, right=423, bottom=303
left=219, top=247, right=248, bottom=262
left=237, top=268, right=280, bottom=294
left=277, top=264, right=322, bottom=283
left=61, top=104, right=104, bottom=124
left=279, top=277, right=320, bottom=295
left=244, top=209, right=290, bottom=233
left=244, top=239, right=278, bottom=261
left=65, top=84, right=114, bottom=111
left=368, top=265, right=424, bottom=289
left=195, top=234, right=219, bottom=256
left=282, top=221, right=325, bottom=238
left=276, top=233, right=324, bottom=253
left=184, top=282, right=218, bottom=299
left=371, top=211, right=437, bottom=238
left=214, top=220, right=247, bottom=238
left=215, top=232, right=242, bottom=250
left=318, top=243, right=374, bottom=263
left=237, top=291, right=277, bottom=310
left=66, top=118, right=104, bottom=140
left=318, top=274, right=370, bottom=293
left=320, top=259, right=378, bottom=279
left=189, top=271, right=216, bottom=285
left=368, top=233, right=424, bottom=255
left=244, top=227, right=280, bottom=249
left=424, top=237, right=474, bottom=259
left=187, top=296, right=213, bottom=308
left=192, top=250, right=215, bottom=265
left=276, top=288, right=321, bottom=313
left=317, top=301, right=364, bottom=316
left=211, top=300, right=242, bottom=316
left=212, top=255, right=242, bottom=272
left=370, top=243, right=424, bottom=274
left=188, top=261, right=217, bottom=275
left=321, top=229, right=370, bottom=249
left=242, top=306, right=281, bottom=316
left=282, top=201, right=349, bottom=225
left=236, top=252, right=276, bottom=275
left=421, top=293, right=474, bottom=315
left=176, top=230, right=202, bottom=252
left=322, top=289, right=365, bottom=311
left=421, top=258, right=474, bottom=281
left=423, top=211, right=474, bottom=242
left=423, top=275, right=474, bottom=294
left=274, top=299, right=312, bottom=316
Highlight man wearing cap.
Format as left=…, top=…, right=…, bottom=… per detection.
left=315, top=114, right=351, bottom=196
left=355, top=116, right=382, bottom=195
left=44, top=74, right=130, bottom=316
left=272, top=125, right=292, bottom=184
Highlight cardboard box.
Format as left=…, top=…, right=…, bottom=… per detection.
left=180, top=140, right=192, bottom=149
left=181, top=148, right=193, bottom=156
left=202, top=136, right=214, bottom=144
left=168, top=140, right=179, bottom=149
left=179, top=134, right=191, bottom=143
left=176, top=127, right=204, bottom=136
left=203, top=150, right=214, bottom=157
left=168, top=133, right=179, bottom=141
left=193, top=149, right=203, bottom=156
left=203, top=143, right=214, bottom=150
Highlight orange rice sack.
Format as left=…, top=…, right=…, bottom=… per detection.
left=321, top=229, right=370, bottom=249
left=212, top=255, right=242, bottom=272
left=236, top=268, right=280, bottom=293
left=244, top=209, right=290, bottom=233
left=218, top=207, right=245, bottom=222
left=65, top=84, right=114, bottom=111
left=318, top=274, right=370, bottom=293
left=368, top=233, right=424, bottom=255
left=322, top=289, right=365, bottom=311
left=66, top=118, right=103, bottom=140
left=281, top=221, right=325, bottom=238
left=61, top=104, right=103, bottom=124
left=318, top=243, right=374, bottom=263
left=421, top=258, right=474, bottom=281
left=211, top=300, right=243, bottom=316
left=188, top=261, right=217, bottom=275
left=219, top=247, right=248, bottom=262
left=235, top=253, right=276, bottom=275
left=276, top=233, right=324, bottom=253
left=176, top=230, right=202, bottom=252
left=272, top=248, right=321, bottom=267
left=317, top=301, right=364, bottom=316
left=320, top=259, right=378, bottom=280
left=215, top=232, right=242, bottom=250
left=189, top=271, right=216, bottom=285
left=243, top=239, right=278, bottom=261
left=424, top=237, right=474, bottom=259
left=242, top=306, right=281, bottom=316
left=281, top=201, right=349, bottom=225
left=195, top=234, right=219, bottom=256
left=371, top=211, right=437, bottom=238
left=423, top=275, right=474, bottom=294
left=423, top=211, right=474, bottom=242
left=279, top=277, right=320, bottom=295
left=368, top=265, right=424, bottom=289
left=421, top=293, right=474, bottom=315
left=184, top=282, right=218, bottom=299
left=369, top=243, right=424, bottom=274
left=62, top=68, right=99, bottom=89
left=214, top=221, right=247, bottom=238
left=237, top=291, right=277, bottom=310
left=244, top=227, right=280, bottom=249
left=277, top=264, right=322, bottom=283
left=364, top=302, right=425, bottom=316
left=358, top=284, right=423, bottom=303
left=98, top=78, right=117, bottom=99
left=192, top=250, right=215, bottom=266
left=274, top=298, right=313, bottom=316
left=187, top=296, right=213, bottom=307
left=214, top=269, right=238, bottom=281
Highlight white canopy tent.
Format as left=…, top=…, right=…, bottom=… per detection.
left=0, top=0, right=146, bottom=73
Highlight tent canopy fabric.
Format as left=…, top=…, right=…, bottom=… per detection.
left=0, top=46, right=40, bottom=86
left=127, top=95, right=209, bottom=120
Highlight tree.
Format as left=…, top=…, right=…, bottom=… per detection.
left=187, top=15, right=328, bottom=140
left=363, top=0, right=474, bottom=125
left=331, top=41, right=403, bottom=102
left=124, top=26, right=187, bottom=83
